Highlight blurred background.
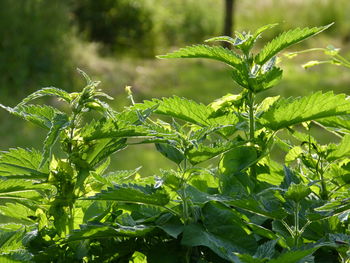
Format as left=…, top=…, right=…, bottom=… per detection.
left=1, top=0, right=350, bottom=174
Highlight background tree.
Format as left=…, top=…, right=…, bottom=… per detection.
left=223, top=0, right=235, bottom=48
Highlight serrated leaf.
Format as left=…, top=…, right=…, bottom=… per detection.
left=66, top=223, right=154, bottom=242
left=182, top=202, right=257, bottom=261
left=155, top=214, right=184, bottom=238
left=237, top=254, right=266, bottom=263
left=0, top=148, right=48, bottom=179
left=92, top=167, right=142, bottom=186
left=285, top=146, right=303, bottom=164
left=240, top=23, right=279, bottom=53
left=267, top=246, right=320, bottom=263
left=185, top=140, right=244, bottom=165
left=227, top=196, right=287, bottom=220
left=255, top=239, right=278, bottom=259
left=157, top=44, right=243, bottom=69
left=0, top=229, right=33, bottom=262
left=219, top=146, right=258, bottom=175
left=16, top=87, right=71, bottom=106
left=317, top=115, right=350, bottom=131
left=137, top=96, right=238, bottom=128
left=256, top=24, right=332, bottom=65
left=260, top=92, right=350, bottom=130
left=205, top=35, right=249, bottom=49
left=285, top=183, right=311, bottom=202
left=253, top=67, right=283, bottom=92
left=81, top=118, right=153, bottom=141
left=0, top=229, right=24, bottom=253
left=327, top=134, right=350, bottom=161
left=40, top=113, right=69, bottom=167
left=181, top=224, right=243, bottom=262
left=84, top=184, right=170, bottom=207
left=84, top=138, right=127, bottom=168
left=0, top=203, right=35, bottom=223
left=0, top=180, right=49, bottom=202
left=0, top=104, right=60, bottom=130
left=155, top=143, right=184, bottom=165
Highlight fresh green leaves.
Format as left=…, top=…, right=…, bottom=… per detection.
left=85, top=184, right=170, bottom=207
left=261, top=91, right=350, bottom=130
left=0, top=148, right=48, bottom=179
left=157, top=44, right=242, bottom=69
left=1, top=24, right=348, bottom=262
left=256, top=24, right=333, bottom=65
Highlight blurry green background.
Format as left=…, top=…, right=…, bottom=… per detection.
left=1, top=0, right=350, bottom=175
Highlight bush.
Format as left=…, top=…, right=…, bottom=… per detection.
left=0, top=0, right=74, bottom=96
left=73, top=0, right=155, bottom=57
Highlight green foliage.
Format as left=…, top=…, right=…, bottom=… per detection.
left=255, top=24, right=333, bottom=65
left=0, top=0, right=73, bottom=96
left=158, top=45, right=242, bottom=69
left=3, top=24, right=350, bottom=262
left=261, top=91, right=350, bottom=130
left=73, top=0, right=155, bottom=57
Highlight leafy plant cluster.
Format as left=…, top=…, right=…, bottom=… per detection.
left=1, top=23, right=350, bottom=263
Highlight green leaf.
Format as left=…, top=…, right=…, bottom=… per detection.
left=255, top=24, right=332, bottom=65
left=0, top=203, right=35, bottom=223
left=155, top=214, right=184, bottom=238
left=92, top=167, right=142, bottom=186
left=241, top=23, right=279, bottom=52
left=0, top=228, right=33, bottom=262
left=130, top=251, right=147, bottom=263
left=253, top=67, right=283, bottom=93
left=155, top=143, right=184, bottom=165
left=285, top=146, right=303, bottom=164
left=0, top=104, right=60, bottom=130
left=83, top=201, right=110, bottom=223
left=84, top=138, right=127, bottom=167
left=136, top=96, right=238, bottom=129
left=81, top=118, right=152, bottom=141
left=84, top=184, right=170, bottom=207
left=0, top=228, right=24, bottom=254
left=317, top=115, right=350, bottom=131
left=182, top=202, right=257, bottom=261
left=219, top=146, right=257, bottom=175
left=157, top=44, right=243, bottom=69
left=0, top=180, right=49, bottom=201
left=260, top=92, right=350, bottom=130
left=227, top=196, right=287, bottom=220
left=181, top=224, right=242, bottom=262
left=267, top=246, right=320, bottom=263
left=67, top=223, right=154, bottom=242
left=237, top=254, right=266, bottom=263
left=314, top=199, right=350, bottom=219
left=327, top=134, right=350, bottom=161
left=285, top=183, right=311, bottom=202
left=0, top=148, right=48, bottom=179
left=255, top=239, right=278, bottom=259
left=40, top=113, right=69, bottom=167
left=205, top=36, right=242, bottom=46
left=237, top=240, right=278, bottom=263
left=16, top=87, right=71, bottom=106
left=185, top=140, right=244, bottom=165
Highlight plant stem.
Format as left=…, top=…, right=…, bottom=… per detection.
left=248, top=91, right=255, bottom=141
left=248, top=91, right=256, bottom=178
left=294, top=201, right=300, bottom=247
left=179, top=160, right=190, bottom=224
left=319, top=171, right=328, bottom=200
left=68, top=204, right=74, bottom=234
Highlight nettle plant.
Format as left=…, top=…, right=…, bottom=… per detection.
left=1, top=24, right=350, bottom=262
